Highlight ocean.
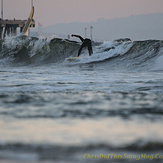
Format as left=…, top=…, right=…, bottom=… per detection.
left=0, top=35, right=163, bottom=163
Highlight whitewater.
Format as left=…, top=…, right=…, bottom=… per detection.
left=0, top=35, right=163, bottom=163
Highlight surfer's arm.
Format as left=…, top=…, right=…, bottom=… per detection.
left=71, top=34, right=84, bottom=42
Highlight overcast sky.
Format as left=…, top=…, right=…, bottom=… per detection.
left=2, top=0, right=163, bottom=27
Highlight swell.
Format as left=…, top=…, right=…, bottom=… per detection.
left=0, top=140, right=163, bottom=161
left=0, top=92, right=163, bottom=120
left=0, top=35, right=80, bottom=65
left=1, top=140, right=163, bottom=151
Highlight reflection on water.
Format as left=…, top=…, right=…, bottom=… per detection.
left=1, top=117, right=163, bottom=146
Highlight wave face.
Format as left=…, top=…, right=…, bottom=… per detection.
left=0, top=35, right=163, bottom=71
left=0, top=35, right=80, bottom=65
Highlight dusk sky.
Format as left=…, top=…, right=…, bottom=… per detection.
left=2, top=0, right=163, bottom=27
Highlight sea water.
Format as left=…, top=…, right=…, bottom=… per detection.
left=0, top=36, right=163, bottom=163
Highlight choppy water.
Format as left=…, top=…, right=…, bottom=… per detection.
left=0, top=36, right=163, bottom=163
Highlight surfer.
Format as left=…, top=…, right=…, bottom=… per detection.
left=71, top=34, right=93, bottom=57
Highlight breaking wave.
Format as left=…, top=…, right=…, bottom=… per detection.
left=0, top=35, right=163, bottom=71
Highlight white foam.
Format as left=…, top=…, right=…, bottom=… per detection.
left=2, top=35, right=30, bottom=51
left=153, top=55, right=163, bottom=71
left=29, top=37, right=51, bottom=58
left=69, top=40, right=133, bottom=64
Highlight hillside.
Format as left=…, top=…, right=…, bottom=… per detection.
left=43, top=13, right=163, bottom=41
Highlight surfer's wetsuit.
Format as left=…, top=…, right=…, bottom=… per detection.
left=71, top=34, right=93, bottom=57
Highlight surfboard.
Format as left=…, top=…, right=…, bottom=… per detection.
left=66, top=57, right=82, bottom=62
left=22, top=6, right=34, bottom=36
